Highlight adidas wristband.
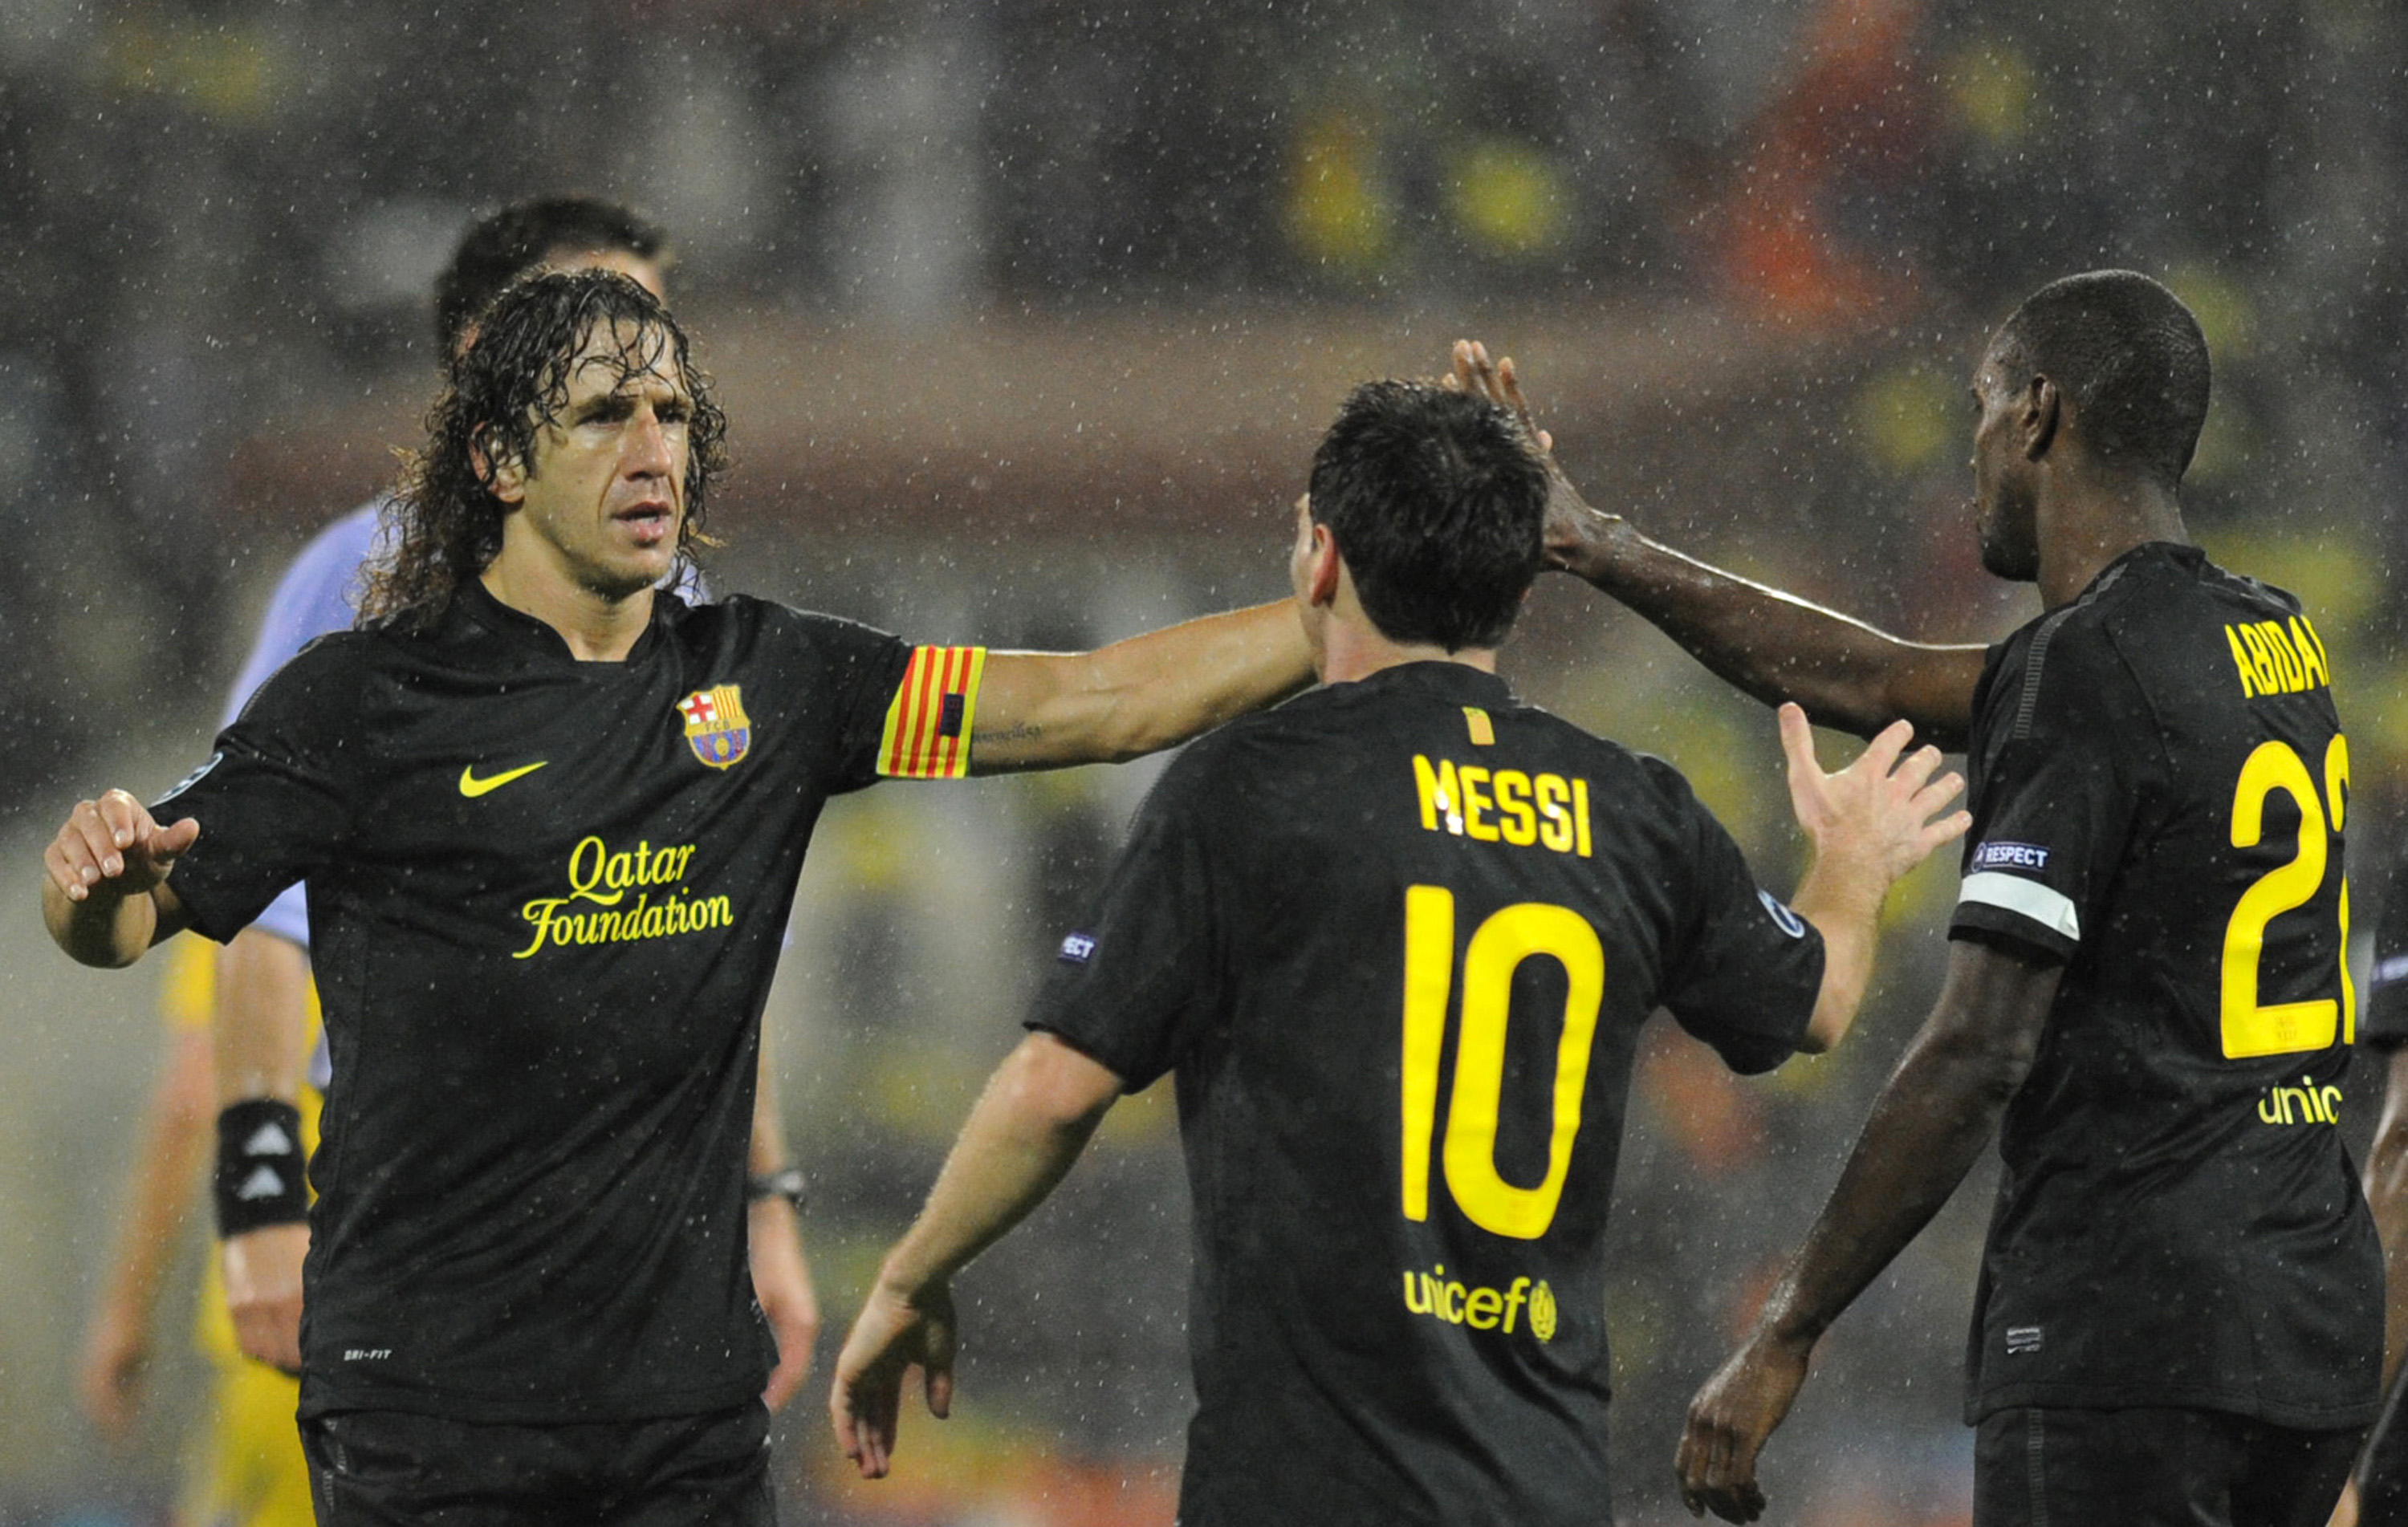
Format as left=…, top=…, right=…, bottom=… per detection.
left=214, top=1099, right=309, bottom=1237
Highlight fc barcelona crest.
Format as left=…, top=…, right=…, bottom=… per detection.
left=677, top=685, right=752, bottom=770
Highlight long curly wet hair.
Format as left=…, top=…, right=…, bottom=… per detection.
left=362, top=268, right=729, bottom=629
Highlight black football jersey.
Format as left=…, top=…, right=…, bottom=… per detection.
left=1030, top=662, right=1824, bottom=1526
left=157, top=583, right=943, bottom=1423
left=1949, top=542, right=2378, bottom=1428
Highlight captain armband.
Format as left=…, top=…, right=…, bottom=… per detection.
left=214, top=1098, right=309, bottom=1237
left=877, top=645, right=987, bottom=779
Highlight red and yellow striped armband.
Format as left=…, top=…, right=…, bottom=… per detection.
left=877, top=644, right=988, bottom=779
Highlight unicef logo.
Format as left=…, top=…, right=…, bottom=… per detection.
left=1530, top=1281, right=1558, bottom=1342
left=1400, top=1267, right=1553, bottom=1338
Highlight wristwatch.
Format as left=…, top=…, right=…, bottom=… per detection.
left=746, top=1166, right=807, bottom=1212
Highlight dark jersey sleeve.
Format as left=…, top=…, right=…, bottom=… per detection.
left=155, top=644, right=356, bottom=943
left=2364, top=847, right=2408, bottom=1050
left=1024, top=753, right=1224, bottom=1090
left=1648, top=757, right=1826, bottom=1075
left=778, top=610, right=919, bottom=793
left=1950, top=620, right=2149, bottom=965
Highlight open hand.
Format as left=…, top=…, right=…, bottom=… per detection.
left=1780, top=705, right=1968, bottom=889
left=830, top=1279, right=957, bottom=1480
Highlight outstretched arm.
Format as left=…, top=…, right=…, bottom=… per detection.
left=1674, top=939, right=2059, bottom=1522
left=1554, top=507, right=1987, bottom=749
left=831, top=1031, right=1123, bottom=1478
left=968, top=601, right=1312, bottom=773
left=1449, top=342, right=1987, bottom=749
left=43, top=790, right=197, bottom=967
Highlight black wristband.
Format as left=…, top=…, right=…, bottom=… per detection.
left=214, top=1098, right=309, bottom=1237
left=746, top=1167, right=807, bottom=1212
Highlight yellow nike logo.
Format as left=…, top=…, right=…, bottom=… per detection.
left=458, top=761, right=548, bottom=798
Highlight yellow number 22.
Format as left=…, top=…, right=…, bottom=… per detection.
left=2222, top=734, right=2352, bottom=1058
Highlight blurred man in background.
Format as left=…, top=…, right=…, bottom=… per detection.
left=71, top=198, right=820, bottom=1527
left=1466, top=270, right=2379, bottom=1525
left=76, top=936, right=318, bottom=1527
left=829, top=378, right=1967, bottom=1521
left=45, top=267, right=1315, bottom=1523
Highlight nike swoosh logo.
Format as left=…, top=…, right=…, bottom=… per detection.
left=458, top=761, right=548, bottom=798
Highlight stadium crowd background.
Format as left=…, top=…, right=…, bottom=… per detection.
left=6, top=0, right=2408, bottom=1522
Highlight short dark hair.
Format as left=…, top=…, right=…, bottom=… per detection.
left=1995, top=270, right=2211, bottom=487
left=1307, top=381, right=1548, bottom=652
left=433, top=197, right=672, bottom=355
left=365, top=268, right=728, bottom=628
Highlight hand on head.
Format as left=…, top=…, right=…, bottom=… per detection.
left=1446, top=339, right=1551, bottom=449
left=1445, top=338, right=1622, bottom=572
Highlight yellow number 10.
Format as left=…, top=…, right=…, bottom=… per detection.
left=2222, top=734, right=2352, bottom=1058
left=1401, top=886, right=1604, bottom=1241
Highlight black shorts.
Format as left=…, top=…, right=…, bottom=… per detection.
left=1973, top=1407, right=2360, bottom=1527
left=300, top=1401, right=775, bottom=1526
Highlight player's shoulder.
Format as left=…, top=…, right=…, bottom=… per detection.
left=1513, top=692, right=1640, bottom=756
left=1125, top=689, right=1357, bottom=826
left=223, top=623, right=393, bottom=739
left=1984, top=542, right=2327, bottom=755
left=674, top=591, right=898, bottom=648
left=1165, top=672, right=1402, bottom=778
left=287, top=580, right=506, bottom=681
left=1458, top=683, right=1669, bottom=790
left=1548, top=725, right=1725, bottom=843
left=2074, top=542, right=2323, bottom=698
left=1992, top=546, right=2190, bottom=703
left=650, top=593, right=908, bottom=677
left=1179, top=668, right=1653, bottom=794
left=1148, top=704, right=1285, bottom=794
left=1618, top=737, right=1713, bottom=801
left=2067, top=542, right=2301, bottom=645
left=262, top=620, right=389, bottom=677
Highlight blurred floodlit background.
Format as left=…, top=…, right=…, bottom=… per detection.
left=8, top=1, right=2408, bottom=1523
